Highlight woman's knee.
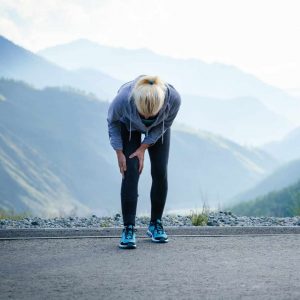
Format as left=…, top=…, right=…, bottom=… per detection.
left=151, top=165, right=168, bottom=180
left=125, top=156, right=140, bottom=176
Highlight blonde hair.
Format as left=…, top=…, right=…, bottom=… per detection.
left=131, top=75, right=167, bottom=118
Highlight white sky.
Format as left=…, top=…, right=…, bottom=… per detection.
left=1, top=0, right=300, bottom=91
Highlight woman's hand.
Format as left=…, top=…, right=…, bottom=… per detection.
left=116, top=150, right=127, bottom=178
left=129, top=144, right=149, bottom=174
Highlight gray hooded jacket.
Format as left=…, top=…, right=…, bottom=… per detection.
left=107, top=75, right=181, bottom=151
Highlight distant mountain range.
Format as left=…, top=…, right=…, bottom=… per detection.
left=262, top=127, right=300, bottom=162
left=38, top=38, right=300, bottom=125
left=0, top=79, right=278, bottom=217
left=178, top=94, right=292, bottom=145
left=226, top=158, right=300, bottom=207
left=227, top=179, right=300, bottom=217
left=0, top=35, right=122, bottom=100
left=1, top=35, right=298, bottom=146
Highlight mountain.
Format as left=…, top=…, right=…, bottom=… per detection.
left=177, top=94, right=293, bottom=145
left=0, top=79, right=119, bottom=217
left=0, top=126, right=90, bottom=217
left=0, top=35, right=122, bottom=100
left=226, top=158, right=300, bottom=207
left=38, top=39, right=300, bottom=124
left=0, top=79, right=278, bottom=216
left=166, top=124, right=279, bottom=211
left=2, top=35, right=297, bottom=146
left=227, top=180, right=300, bottom=217
left=261, top=127, right=300, bottom=162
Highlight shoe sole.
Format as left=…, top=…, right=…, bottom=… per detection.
left=146, top=230, right=169, bottom=243
left=119, top=242, right=136, bottom=249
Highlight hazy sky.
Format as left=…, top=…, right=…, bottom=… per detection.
left=1, top=0, right=300, bottom=91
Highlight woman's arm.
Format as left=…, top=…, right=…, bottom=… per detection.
left=107, top=92, right=124, bottom=151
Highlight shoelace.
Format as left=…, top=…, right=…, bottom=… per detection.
left=153, top=220, right=164, bottom=234
left=124, top=225, right=136, bottom=239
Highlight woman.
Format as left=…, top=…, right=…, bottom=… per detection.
left=107, top=74, right=181, bottom=249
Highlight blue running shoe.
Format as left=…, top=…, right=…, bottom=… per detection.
left=146, top=219, right=168, bottom=243
left=119, top=224, right=137, bottom=249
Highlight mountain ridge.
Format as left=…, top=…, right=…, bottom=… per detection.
left=228, top=179, right=300, bottom=217
left=227, top=158, right=300, bottom=207
left=262, top=127, right=300, bottom=162
left=0, top=35, right=122, bottom=100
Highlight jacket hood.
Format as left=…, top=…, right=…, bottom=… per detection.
left=125, top=74, right=170, bottom=144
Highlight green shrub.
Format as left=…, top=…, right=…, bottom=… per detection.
left=189, top=202, right=211, bottom=226
left=191, top=212, right=208, bottom=226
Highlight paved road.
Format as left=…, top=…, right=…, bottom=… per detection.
left=1, top=227, right=300, bottom=300
left=2, top=226, right=300, bottom=238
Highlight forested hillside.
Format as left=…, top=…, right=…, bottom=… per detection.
left=228, top=180, right=300, bottom=217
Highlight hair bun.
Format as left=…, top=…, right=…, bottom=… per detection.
left=132, top=75, right=167, bottom=117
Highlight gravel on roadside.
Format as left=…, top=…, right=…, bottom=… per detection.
left=1, top=211, right=300, bottom=229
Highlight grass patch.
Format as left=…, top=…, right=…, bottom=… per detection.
left=189, top=202, right=211, bottom=226
left=99, top=221, right=111, bottom=227
left=0, top=208, right=32, bottom=220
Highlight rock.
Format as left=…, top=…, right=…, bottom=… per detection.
left=207, top=220, right=214, bottom=226
left=114, top=213, right=121, bottom=221
left=31, top=221, right=39, bottom=226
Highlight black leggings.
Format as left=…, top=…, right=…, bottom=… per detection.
left=120, top=121, right=170, bottom=226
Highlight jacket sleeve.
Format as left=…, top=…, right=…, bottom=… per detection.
left=141, top=91, right=181, bottom=145
left=107, top=91, right=125, bottom=151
